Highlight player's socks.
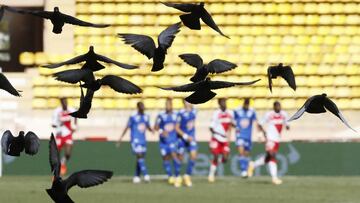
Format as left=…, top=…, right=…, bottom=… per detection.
left=137, top=158, right=148, bottom=176
left=268, top=161, right=278, bottom=179
left=173, top=158, right=181, bottom=177
left=135, top=162, right=141, bottom=177
left=60, top=157, right=67, bottom=176
left=238, top=156, right=250, bottom=173
left=162, top=160, right=172, bottom=177
left=253, top=156, right=266, bottom=168
left=186, top=160, right=195, bottom=175
left=208, top=164, right=217, bottom=183
left=183, top=174, right=192, bottom=187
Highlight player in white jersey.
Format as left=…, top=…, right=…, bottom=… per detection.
left=249, top=101, right=289, bottom=185
left=52, top=98, right=77, bottom=176
left=208, top=98, right=234, bottom=183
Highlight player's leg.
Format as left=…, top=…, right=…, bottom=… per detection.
left=184, top=143, right=197, bottom=187
left=237, top=139, right=252, bottom=178
left=266, top=142, right=282, bottom=185
left=208, top=138, right=220, bottom=183
left=160, top=143, right=174, bottom=184
left=171, top=142, right=183, bottom=187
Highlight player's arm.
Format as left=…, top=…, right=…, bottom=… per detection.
left=283, top=112, right=290, bottom=130
left=154, top=115, right=167, bottom=136
left=51, top=109, right=59, bottom=128
left=117, top=119, right=130, bottom=147
left=175, top=121, right=192, bottom=142
left=73, top=117, right=78, bottom=132
left=258, top=112, right=269, bottom=139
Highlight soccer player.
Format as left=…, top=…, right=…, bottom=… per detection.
left=233, top=98, right=263, bottom=178
left=52, top=97, right=77, bottom=176
left=249, top=101, right=289, bottom=185
left=154, top=98, right=182, bottom=186
left=117, top=101, right=152, bottom=183
left=175, top=100, right=197, bottom=187
left=208, top=98, right=233, bottom=183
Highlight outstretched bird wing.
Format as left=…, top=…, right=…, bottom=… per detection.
left=49, top=134, right=61, bottom=177
left=267, top=66, right=275, bottom=92
left=61, top=13, right=109, bottom=28
left=95, top=54, right=138, bottom=69
left=0, top=73, right=21, bottom=96
left=24, top=131, right=40, bottom=155
left=118, top=34, right=156, bottom=59
left=13, top=8, right=53, bottom=19
left=54, top=69, right=94, bottom=84
left=288, top=95, right=317, bottom=122
left=158, top=22, right=181, bottom=51
left=200, top=9, right=229, bottom=38
left=42, top=54, right=87, bottom=68
left=281, top=66, right=296, bottom=91
left=209, top=79, right=261, bottom=90
left=161, top=2, right=198, bottom=12
left=323, top=97, right=357, bottom=132
left=0, top=6, right=4, bottom=21
left=207, top=59, right=237, bottom=74
left=1, top=130, right=14, bottom=154
left=65, top=170, right=113, bottom=190
left=70, top=89, right=94, bottom=119
left=158, top=81, right=203, bottom=92
left=179, top=54, right=203, bottom=68
left=100, top=75, right=142, bottom=94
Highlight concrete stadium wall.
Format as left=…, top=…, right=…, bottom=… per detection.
left=3, top=141, right=360, bottom=176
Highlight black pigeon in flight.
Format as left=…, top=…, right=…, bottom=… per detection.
left=53, top=68, right=142, bottom=95
left=0, top=5, right=18, bottom=21
left=1, top=130, right=40, bottom=156
left=69, top=88, right=94, bottom=119
left=267, top=63, right=296, bottom=92
left=179, top=54, right=237, bottom=82
left=288, top=93, right=356, bottom=132
left=47, top=134, right=113, bottom=203
left=118, top=22, right=181, bottom=72
left=159, top=77, right=261, bottom=104
left=13, top=7, right=109, bottom=34
left=162, top=2, right=229, bottom=38
left=43, top=46, right=137, bottom=72
left=0, top=73, right=22, bottom=96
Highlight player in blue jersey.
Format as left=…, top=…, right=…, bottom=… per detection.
left=233, top=98, right=263, bottom=178
left=117, top=101, right=153, bottom=183
left=154, top=98, right=182, bottom=186
left=175, top=100, right=197, bottom=187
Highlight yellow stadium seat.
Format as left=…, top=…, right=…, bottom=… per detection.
left=19, top=52, right=35, bottom=66
left=350, top=99, right=360, bottom=109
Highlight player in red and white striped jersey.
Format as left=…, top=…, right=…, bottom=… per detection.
left=208, top=98, right=234, bottom=183
left=249, top=101, right=289, bottom=185
left=52, top=98, right=77, bottom=176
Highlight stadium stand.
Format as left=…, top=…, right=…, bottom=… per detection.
left=19, top=0, right=359, bottom=110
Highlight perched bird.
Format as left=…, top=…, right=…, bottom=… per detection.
left=1, top=130, right=40, bottom=156
left=47, top=134, right=113, bottom=203
left=53, top=69, right=142, bottom=95
left=159, top=77, right=261, bottom=104
left=118, top=22, right=181, bottom=72
left=69, top=88, right=94, bottom=119
left=179, top=54, right=237, bottom=82
left=162, top=2, right=229, bottom=38
left=43, top=46, right=137, bottom=72
left=288, top=93, right=356, bottom=132
left=267, top=63, right=296, bottom=92
left=0, top=73, right=22, bottom=96
left=13, top=7, right=109, bottom=34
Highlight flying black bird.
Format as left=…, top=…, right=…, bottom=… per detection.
left=47, top=134, right=113, bottom=203
left=288, top=94, right=356, bottom=132
left=13, top=7, right=109, bottom=34
left=53, top=68, right=142, bottom=95
left=43, top=46, right=138, bottom=72
left=179, top=54, right=237, bottom=82
left=159, top=77, right=261, bottom=104
left=118, top=22, right=181, bottom=72
left=69, top=88, right=94, bottom=119
left=267, top=63, right=296, bottom=92
left=0, top=5, right=23, bottom=21
left=1, top=130, right=40, bottom=156
left=0, top=73, right=22, bottom=96
left=162, top=2, right=229, bottom=38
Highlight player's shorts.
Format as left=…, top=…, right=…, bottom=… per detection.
left=55, top=134, right=73, bottom=150
left=209, top=137, right=230, bottom=155
left=235, top=137, right=252, bottom=151
left=159, top=141, right=177, bottom=156
left=177, top=138, right=197, bottom=155
left=265, top=141, right=280, bottom=153
left=131, top=142, right=147, bottom=154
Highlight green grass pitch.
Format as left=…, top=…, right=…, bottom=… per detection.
left=0, top=176, right=359, bottom=203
